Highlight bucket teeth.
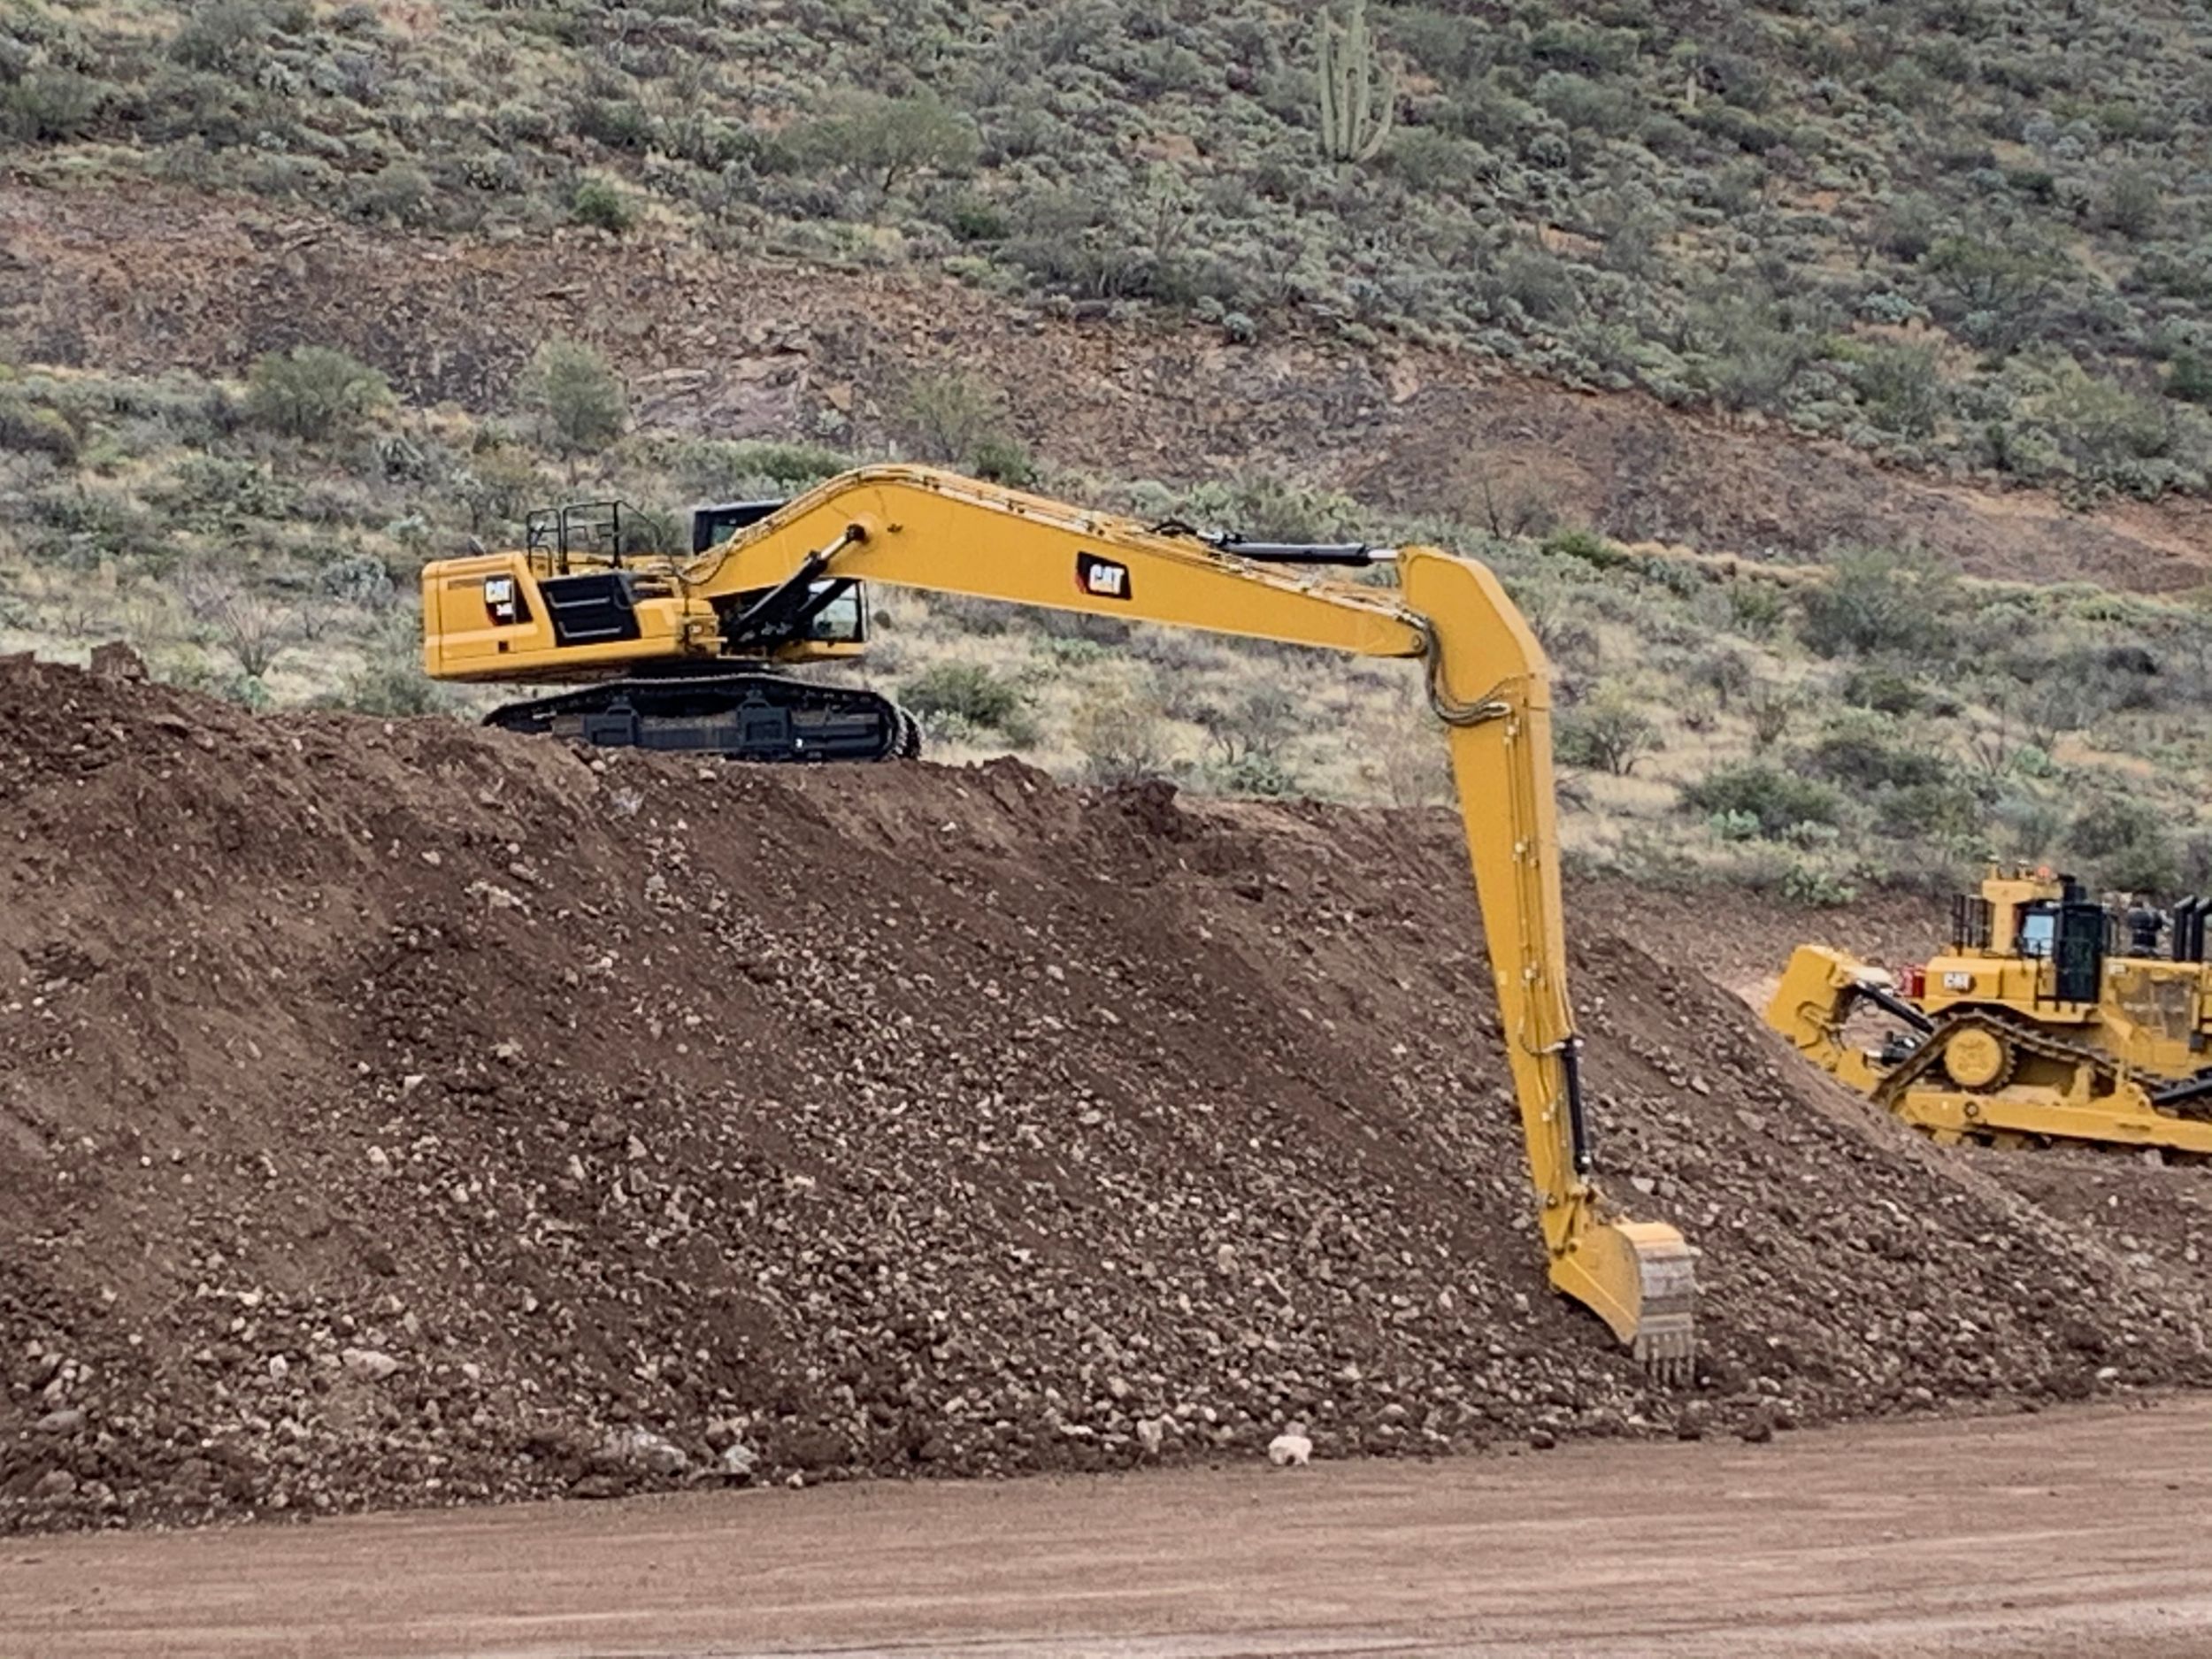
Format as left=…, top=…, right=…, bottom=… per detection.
left=1616, top=1221, right=1699, bottom=1386
left=1634, top=1320, right=1696, bottom=1386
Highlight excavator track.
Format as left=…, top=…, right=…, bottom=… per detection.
left=483, top=674, right=920, bottom=764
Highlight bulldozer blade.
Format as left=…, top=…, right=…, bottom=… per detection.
left=1550, top=1219, right=1700, bottom=1385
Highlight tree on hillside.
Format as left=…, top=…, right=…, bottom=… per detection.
left=795, top=90, right=978, bottom=196
left=517, top=339, right=627, bottom=462
left=245, top=345, right=390, bottom=443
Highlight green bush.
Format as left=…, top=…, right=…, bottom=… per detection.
left=1797, top=714, right=1947, bottom=791
left=795, top=90, right=979, bottom=194
left=1208, top=750, right=1302, bottom=797
left=571, top=174, right=637, bottom=233
left=2066, top=795, right=2182, bottom=895
left=245, top=346, right=390, bottom=442
left=1071, top=687, right=1169, bottom=786
left=1680, top=762, right=1845, bottom=837
left=1555, top=684, right=1658, bottom=776
left=1795, top=549, right=1956, bottom=658
left=1839, top=665, right=1924, bottom=716
left=3, top=70, right=104, bottom=142
left=0, top=392, right=80, bottom=464
left=1849, top=339, right=1943, bottom=438
left=517, top=339, right=626, bottom=455
left=896, top=370, right=1020, bottom=472
left=898, top=661, right=1033, bottom=741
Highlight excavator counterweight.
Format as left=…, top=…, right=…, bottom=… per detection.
left=421, top=465, right=1700, bottom=1371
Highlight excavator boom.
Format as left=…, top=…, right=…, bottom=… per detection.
left=422, top=465, right=1698, bottom=1369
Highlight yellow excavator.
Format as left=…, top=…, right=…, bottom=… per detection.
left=419, top=465, right=1699, bottom=1372
left=1768, top=865, right=2212, bottom=1156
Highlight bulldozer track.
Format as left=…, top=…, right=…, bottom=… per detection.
left=1870, top=1005, right=2212, bottom=1130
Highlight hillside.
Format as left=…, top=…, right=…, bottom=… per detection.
left=11, top=0, right=2212, bottom=503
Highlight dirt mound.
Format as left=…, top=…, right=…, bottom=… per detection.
left=3, top=657, right=2208, bottom=1532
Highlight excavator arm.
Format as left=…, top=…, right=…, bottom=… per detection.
left=423, top=465, right=1697, bottom=1370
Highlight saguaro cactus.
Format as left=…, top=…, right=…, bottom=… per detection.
left=1317, top=0, right=1395, bottom=163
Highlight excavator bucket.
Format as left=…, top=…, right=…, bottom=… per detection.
left=1551, top=1220, right=1700, bottom=1383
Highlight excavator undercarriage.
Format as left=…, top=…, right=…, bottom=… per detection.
left=483, top=673, right=920, bottom=763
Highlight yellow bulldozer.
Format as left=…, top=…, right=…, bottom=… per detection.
left=418, top=465, right=1699, bottom=1373
left=1767, top=866, right=2212, bottom=1156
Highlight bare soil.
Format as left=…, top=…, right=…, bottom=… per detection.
left=5, top=180, right=2211, bottom=591
left=5, top=1396, right=2210, bottom=1657
left=5, top=657, right=2211, bottom=1536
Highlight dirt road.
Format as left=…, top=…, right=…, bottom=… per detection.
left=8, top=1398, right=2210, bottom=1658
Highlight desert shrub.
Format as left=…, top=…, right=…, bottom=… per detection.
left=1919, top=234, right=2063, bottom=351
left=898, top=661, right=1031, bottom=741
left=1071, top=686, right=1170, bottom=785
left=1795, top=549, right=1955, bottom=657
left=0, top=392, right=79, bottom=464
left=895, top=370, right=1018, bottom=471
left=2066, top=794, right=2182, bottom=895
left=1679, top=762, right=1845, bottom=837
left=1207, top=750, right=1302, bottom=797
left=1848, top=338, right=1943, bottom=437
left=2168, top=354, right=2212, bottom=408
left=1875, top=780, right=1986, bottom=842
left=571, top=174, right=637, bottom=233
left=352, top=162, right=434, bottom=226
left=1797, top=713, right=1948, bottom=791
left=1555, top=683, right=1658, bottom=776
left=196, top=586, right=292, bottom=680
left=2097, top=167, right=2162, bottom=239
left=1541, top=526, right=1631, bottom=571
left=169, top=2, right=275, bottom=72
left=2, top=70, right=104, bottom=142
left=517, top=339, right=627, bottom=456
left=1200, top=685, right=1300, bottom=767
left=794, top=90, right=979, bottom=194
left=967, top=434, right=1036, bottom=487
left=1840, top=664, right=1925, bottom=716
left=1780, top=860, right=1861, bottom=908
left=1687, top=647, right=1754, bottom=709
left=1693, top=295, right=1814, bottom=412
left=1490, top=247, right=1580, bottom=321
left=1726, top=581, right=1787, bottom=637
left=327, top=640, right=456, bottom=716
left=245, top=346, right=389, bottom=442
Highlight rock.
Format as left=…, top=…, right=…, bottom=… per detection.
left=88, top=641, right=147, bottom=681
left=719, top=1441, right=760, bottom=1480
left=569, top=1473, right=626, bottom=1500
left=1135, top=1417, right=1166, bottom=1455
left=341, top=1348, right=401, bottom=1382
left=33, top=1470, right=78, bottom=1501
left=35, top=1408, right=86, bottom=1436
left=1527, top=1429, right=1557, bottom=1451
left=1266, top=1431, right=1313, bottom=1468
left=608, top=1427, right=689, bottom=1477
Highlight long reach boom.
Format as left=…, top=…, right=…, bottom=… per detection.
left=421, top=465, right=1698, bottom=1371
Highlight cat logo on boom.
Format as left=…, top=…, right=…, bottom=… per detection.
left=1076, top=553, right=1132, bottom=601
